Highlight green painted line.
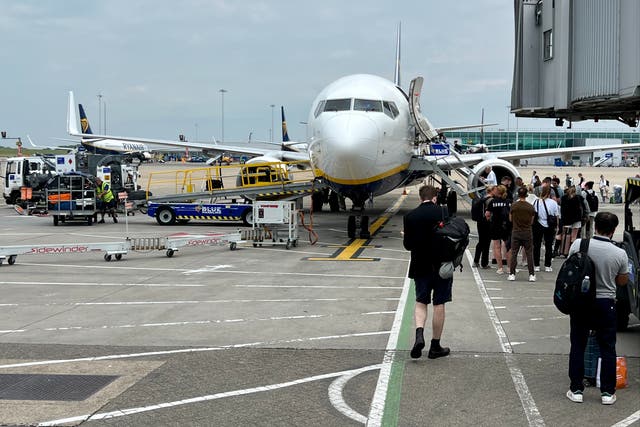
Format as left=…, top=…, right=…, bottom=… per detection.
left=381, top=280, right=415, bottom=426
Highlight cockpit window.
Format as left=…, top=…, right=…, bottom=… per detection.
left=314, top=100, right=326, bottom=118
left=354, top=99, right=382, bottom=112
left=323, top=98, right=351, bottom=112
left=383, top=101, right=399, bottom=119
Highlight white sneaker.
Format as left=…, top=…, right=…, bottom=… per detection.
left=529, top=275, right=536, bottom=282
left=601, top=393, right=616, bottom=405
left=534, top=266, right=540, bottom=272
left=507, top=274, right=516, bottom=281
left=566, top=390, right=583, bottom=403
left=545, top=266, right=553, bottom=272
left=496, top=268, right=504, bottom=275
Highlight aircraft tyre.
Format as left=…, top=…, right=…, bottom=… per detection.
left=312, top=191, right=324, bottom=212
left=347, top=215, right=356, bottom=239
left=329, top=192, right=340, bottom=212
left=359, top=216, right=370, bottom=239
left=53, top=215, right=59, bottom=226
left=156, top=207, right=176, bottom=225
left=447, top=191, right=457, bottom=215
left=242, top=208, right=254, bottom=226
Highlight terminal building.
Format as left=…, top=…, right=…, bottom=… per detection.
left=447, top=130, right=640, bottom=166
left=511, top=0, right=640, bottom=128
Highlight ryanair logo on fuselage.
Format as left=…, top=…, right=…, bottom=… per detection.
left=123, top=143, right=146, bottom=151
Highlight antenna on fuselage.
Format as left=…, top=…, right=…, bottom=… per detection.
left=394, top=22, right=401, bottom=87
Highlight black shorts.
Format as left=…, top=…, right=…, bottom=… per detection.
left=414, top=272, right=453, bottom=305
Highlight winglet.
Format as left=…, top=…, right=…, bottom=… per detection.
left=67, top=91, right=79, bottom=135
left=26, top=135, right=38, bottom=148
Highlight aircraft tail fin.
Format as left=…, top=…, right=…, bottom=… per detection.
left=281, top=106, right=290, bottom=142
left=78, top=104, right=94, bottom=134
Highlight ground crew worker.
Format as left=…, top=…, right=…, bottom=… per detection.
left=95, top=176, right=117, bottom=223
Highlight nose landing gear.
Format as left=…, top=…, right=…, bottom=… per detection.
left=347, top=214, right=370, bottom=239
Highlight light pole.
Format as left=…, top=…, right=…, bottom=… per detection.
left=270, top=104, right=275, bottom=142
left=97, top=93, right=103, bottom=134
left=219, top=89, right=227, bottom=142
left=103, top=100, right=107, bottom=134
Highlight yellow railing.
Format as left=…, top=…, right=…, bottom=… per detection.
left=145, top=160, right=313, bottom=199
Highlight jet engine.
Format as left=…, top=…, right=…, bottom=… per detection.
left=467, top=158, right=519, bottom=195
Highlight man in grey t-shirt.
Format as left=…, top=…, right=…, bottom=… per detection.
left=565, top=212, right=628, bottom=405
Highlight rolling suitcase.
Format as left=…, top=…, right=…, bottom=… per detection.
left=560, top=225, right=572, bottom=257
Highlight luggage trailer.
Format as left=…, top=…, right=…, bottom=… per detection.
left=0, top=232, right=244, bottom=266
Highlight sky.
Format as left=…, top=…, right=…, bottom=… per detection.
left=0, top=1, right=633, bottom=149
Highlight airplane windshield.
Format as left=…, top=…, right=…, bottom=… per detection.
left=354, top=99, right=382, bottom=112
left=323, top=99, right=351, bottom=112
left=383, top=101, right=399, bottom=119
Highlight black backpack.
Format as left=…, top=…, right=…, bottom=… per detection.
left=434, top=215, right=470, bottom=269
left=554, top=239, right=596, bottom=314
left=471, top=196, right=486, bottom=222
left=585, top=190, right=599, bottom=212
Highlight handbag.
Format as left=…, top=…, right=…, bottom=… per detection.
left=541, top=199, right=558, bottom=230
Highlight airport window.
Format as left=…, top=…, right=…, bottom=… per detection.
left=323, top=98, right=351, bottom=112
left=354, top=99, right=383, bottom=112
left=314, top=100, right=326, bottom=118
left=383, top=101, right=399, bottom=119
left=543, top=30, right=553, bottom=60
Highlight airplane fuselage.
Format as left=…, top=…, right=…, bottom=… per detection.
left=307, top=74, right=417, bottom=205
left=82, top=138, right=152, bottom=159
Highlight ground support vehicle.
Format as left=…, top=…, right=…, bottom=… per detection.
left=147, top=201, right=254, bottom=226
left=0, top=231, right=243, bottom=266
left=245, top=201, right=298, bottom=249
left=618, top=177, right=640, bottom=330
left=46, top=173, right=97, bottom=226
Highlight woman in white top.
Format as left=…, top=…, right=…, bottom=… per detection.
left=532, top=186, right=560, bottom=271
left=599, top=175, right=609, bottom=203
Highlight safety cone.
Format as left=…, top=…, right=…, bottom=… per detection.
left=402, top=187, right=407, bottom=195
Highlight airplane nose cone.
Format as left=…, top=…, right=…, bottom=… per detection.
left=311, top=114, right=380, bottom=181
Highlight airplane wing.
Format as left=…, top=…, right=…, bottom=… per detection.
left=66, top=91, right=310, bottom=163
left=430, top=142, right=640, bottom=170
left=26, top=135, right=76, bottom=152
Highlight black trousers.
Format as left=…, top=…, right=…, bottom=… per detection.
left=474, top=220, right=491, bottom=267
left=569, top=299, right=617, bottom=394
left=532, top=222, right=555, bottom=267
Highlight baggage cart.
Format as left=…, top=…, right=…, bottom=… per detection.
left=46, top=173, right=97, bottom=226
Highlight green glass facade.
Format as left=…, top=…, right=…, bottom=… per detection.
left=447, top=130, right=640, bottom=151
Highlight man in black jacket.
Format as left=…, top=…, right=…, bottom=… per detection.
left=403, top=185, right=452, bottom=359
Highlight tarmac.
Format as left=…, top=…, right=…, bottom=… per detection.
left=0, top=162, right=638, bottom=426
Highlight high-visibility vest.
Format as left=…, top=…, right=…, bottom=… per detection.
left=98, top=182, right=114, bottom=202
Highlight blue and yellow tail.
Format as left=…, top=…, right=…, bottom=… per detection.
left=78, top=104, right=94, bottom=134
left=281, top=106, right=290, bottom=142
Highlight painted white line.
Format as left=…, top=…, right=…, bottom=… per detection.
left=38, top=364, right=383, bottom=426
left=611, top=410, right=640, bottom=427
left=465, top=250, right=545, bottom=427
left=17, top=262, right=405, bottom=279
left=0, top=330, right=390, bottom=369
left=0, top=281, right=202, bottom=287
left=367, top=266, right=412, bottom=426
left=0, top=304, right=18, bottom=307
left=528, top=316, right=565, bottom=321
left=38, top=312, right=392, bottom=334
left=0, top=330, right=25, bottom=334
left=329, top=366, right=381, bottom=424
left=71, top=298, right=399, bottom=306
left=485, top=287, right=503, bottom=291
left=235, top=285, right=402, bottom=289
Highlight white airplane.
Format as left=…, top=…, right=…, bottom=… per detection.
left=66, top=27, right=640, bottom=238
left=28, top=104, right=154, bottom=160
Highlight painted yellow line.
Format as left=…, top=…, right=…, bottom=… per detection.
left=307, top=190, right=410, bottom=262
